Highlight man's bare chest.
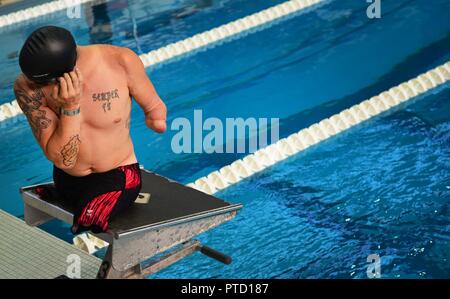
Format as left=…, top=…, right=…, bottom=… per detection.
left=45, top=77, right=131, bottom=127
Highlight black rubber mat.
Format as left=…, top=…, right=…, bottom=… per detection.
left=23, top=169, right=238, bottom=234
left=109, top=170, right=234, bottom=234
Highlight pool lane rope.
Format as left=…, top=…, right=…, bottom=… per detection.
left=187, top=61, right=450, bottom=195
left=73, top=62, right=450, bottom=254
left=76, top=62, right=450, bottom=254
left=0, top=0, right=325, bottom=122
left=0, top=0, right=98, bottom=29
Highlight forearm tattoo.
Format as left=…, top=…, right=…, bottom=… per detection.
left=60, top=134, right=81, bottom=167
left=14, top=88, right=51, bottom=141
left=92, top=89, right=120, bottom=112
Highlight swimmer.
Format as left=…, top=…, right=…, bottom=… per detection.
left=14, top=26, right=167, bottom=234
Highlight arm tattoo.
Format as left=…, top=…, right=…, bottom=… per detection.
left=14, top=88, right=51, bottom=141
left=60, top=135, right=81, bottom=167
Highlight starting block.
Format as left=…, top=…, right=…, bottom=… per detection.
left=20, top=168, right=242, bottom=279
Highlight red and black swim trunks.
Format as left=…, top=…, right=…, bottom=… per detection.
left=52, top=163, right=142, bottom=234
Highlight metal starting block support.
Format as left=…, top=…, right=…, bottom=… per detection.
left=98, top=239, right=231, bottom=279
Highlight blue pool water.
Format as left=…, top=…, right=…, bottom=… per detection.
left=154, top=85, right=450, bottom=278
left=0, top=0, right=449, bottom=278
left=0, top=0, right=286, bottom=100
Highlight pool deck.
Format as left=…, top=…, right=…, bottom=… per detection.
left=0, top=209, right=101, bottom=279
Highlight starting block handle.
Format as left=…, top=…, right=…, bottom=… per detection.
left=200, top=245, right=232, bottom=265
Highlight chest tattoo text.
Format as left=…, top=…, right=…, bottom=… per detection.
left=92, top=89, right=120, bottom=112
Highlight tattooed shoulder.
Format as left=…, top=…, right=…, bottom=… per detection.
left=13, top=83, right=51, bottom=141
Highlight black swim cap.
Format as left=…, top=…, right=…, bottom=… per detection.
left=19, top=26, right=77, bottom=84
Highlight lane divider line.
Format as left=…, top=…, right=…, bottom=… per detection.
left=0, top=0, right=326, bottom=122
left=73, top=61, right=450, bottom=253
left=186, top=61, right=450, bottom=195
left=0, top=0, right=98, bottom=29
left=139, top=0, right=325, bottom=68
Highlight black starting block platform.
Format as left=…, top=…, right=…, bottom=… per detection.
left=20, top=168, right=242, bottom=279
